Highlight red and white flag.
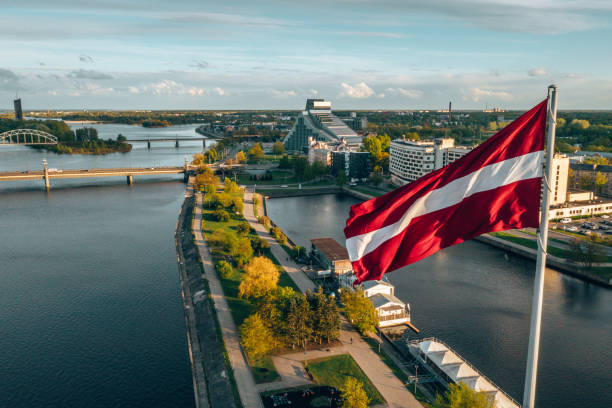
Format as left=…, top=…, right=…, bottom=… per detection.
left=344, top=100, right=548, bottom=283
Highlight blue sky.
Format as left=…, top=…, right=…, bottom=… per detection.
left=1, top=0, right=611, bottom=110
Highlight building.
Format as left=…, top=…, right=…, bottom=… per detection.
left=389, top=138, right=471, bottom=185
left=360, top=280, right=410, bottom=327
left=310, top=238, right=352, bottom=281
left=409, top=338, right=519, bottom=408
left=307, top=138, right=332, bottom=166
left=330, top=149, right=371, bottom=182
left=14, top=98, right=23, bottom=120
left=283, top=99, right=362, bottom=153
left=341, top=112, right=368, bottom=131
left=548, top=154, right=570, bottom=206
left=570, top=162, right=612, bottom=197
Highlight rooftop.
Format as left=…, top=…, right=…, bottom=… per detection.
left=310, top=237, right=350, bottom=261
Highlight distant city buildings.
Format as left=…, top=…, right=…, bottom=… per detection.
left=389, top=138, right=471, bottom=185
left=283, top=99, right=362, bottom=153
left=330, top=148, right=371, bottom=182
left=340, top=112, right=368, bottom=132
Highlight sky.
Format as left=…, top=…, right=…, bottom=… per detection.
left=1, top=0, right=611, bottom=110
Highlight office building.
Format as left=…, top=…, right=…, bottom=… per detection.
left=14, top=98, right=23, bottom=120
left=283, top=99, right=362, bottom=153
left=330, top=149, right=371, bottom=182
left=389, top=138, right=471, bottom=185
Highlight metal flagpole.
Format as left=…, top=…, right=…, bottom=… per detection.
left=522, top=84, right=558, bottom=408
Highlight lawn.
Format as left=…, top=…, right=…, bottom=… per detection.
left=304, top=354, right=385, bottom=406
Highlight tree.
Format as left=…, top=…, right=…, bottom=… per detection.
left=248, top=143, right=265, bottom=162
left=216, top=260, right=233, bottom=279
left=236, top=150, right=247, bottom=163
left=224, top=177, right=239, bottom=194
left=237, top=221, right=251, bottom=235
left=341, top=289, right=378, bottom=335
left=595, top=171, right=608, bottom=193
left=251, top=236, right=270, bottom=255
left=568, top=237, right=605, bottom=269
left=213, top=208, right=230, bottom=222
left=205, top=147, right=218, bottom=163
left=232, top=196, right=244, bottom=214
left=239, top=256, right=279, bottom=298
left=285, top=296, right=312, bottom=350
left=75, top=127, right=98, bottom=142
left=239, top=313, right=277, bottom=359
left=340, top=377, right=370, bottom=408
left=272, top=141, right=285, bottom=155
left=258, top=215, right=271, bottom=228
left=232, top=237, right=254, bottom=266
left=116, top=134, right=127, bottom=142
left=369, top=166, right=383, bottom=186
left=570, top=119, right=590, bottom=130
left=336, top=170, right=347, bottom=186
left=431, top=382, right=496, bottom=408
left=279, top=154, right=291, bottom=169
left=271, top=226, right=287, bottom=245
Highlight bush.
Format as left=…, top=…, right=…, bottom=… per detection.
left=232, top=237, right=254, bottom=267
left=258, top=216, right=271, bottom=228
left=237, top=222, right=251, bottom=235
left=239, top=256, right=279, bottom=298
left=232, top=197, right=244, bottom=214
left=213, top=208, right=230, bottom=222
left=216, top=260, right=233, bottom=279
left=271, top=226, right=287, bottom=245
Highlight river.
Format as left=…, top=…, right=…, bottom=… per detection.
left=0, top=123, right=204, bottom=407
left=266, top=194, right=612, bottom=408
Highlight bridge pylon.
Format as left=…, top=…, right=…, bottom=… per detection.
left=42, top=159, right=50, bottom=190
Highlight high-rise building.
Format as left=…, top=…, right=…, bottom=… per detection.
left=283, top=99, right=362, bottom=153
left=389, top=138, right=471, bottom=185
left=14, top=98, right=23, bottom=120
left=549, top=154, right=569, bottom=206
left=330, top=149, right=371, bottom=182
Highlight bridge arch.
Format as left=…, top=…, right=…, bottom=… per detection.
left=0, top=129, right=59, bottom=145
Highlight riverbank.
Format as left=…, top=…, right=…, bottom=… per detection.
left=174, top=179, right=239, bottom=408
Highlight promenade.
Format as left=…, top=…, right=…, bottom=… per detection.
left=192, top=192, right=264, bottom=408
left=243, top=190, right=422, bottom=408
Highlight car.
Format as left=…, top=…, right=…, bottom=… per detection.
left=280, top=185, right=288, bottom=188
left=560, top=218, right=572, bottom=224
left=566, top=226, right=579, bottom=232
left=602, top=215, right=610, bottom=219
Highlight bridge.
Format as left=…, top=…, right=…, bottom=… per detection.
left=125, top=137, right=208, bottom=148
left=0, top=159, right=192, bottom=190
left=0, top=129, right=58, bottom=145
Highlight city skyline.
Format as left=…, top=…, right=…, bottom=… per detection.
left=2, top=0, right=612, bottom=110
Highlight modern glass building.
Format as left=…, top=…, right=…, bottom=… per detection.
left=283, top=99, right=362, bottom=153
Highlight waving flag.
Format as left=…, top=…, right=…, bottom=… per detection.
left=344, top=100, right=548, bottom=283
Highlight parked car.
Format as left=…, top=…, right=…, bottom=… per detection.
left=560, top=218, right=572, bottom=224
left=566, top=226, right=579, bottom=232
left=602, top=214, right=610, bottom=219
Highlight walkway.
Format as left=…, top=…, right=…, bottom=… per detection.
left=243, top=191, right=422, bottom=408
left=192, top=193, right=264, bottom=408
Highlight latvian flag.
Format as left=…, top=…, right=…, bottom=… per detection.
left=344, top=99, right=548, bottom=283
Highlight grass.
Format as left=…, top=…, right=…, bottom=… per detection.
left=250, top=355, right=280, bottom=384
left=305, top=354, right=385, bottom=406
left=362, top=338, right=431, bottom=405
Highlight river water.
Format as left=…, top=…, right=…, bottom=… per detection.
left=266, top=194, right=612, bottom=408
left=0, top=123, right=205, bottom=407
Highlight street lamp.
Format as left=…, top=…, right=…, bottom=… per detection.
left=413, top=365, right=419, bottom=394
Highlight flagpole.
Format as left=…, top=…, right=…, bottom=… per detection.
left=522, top=84, right=558, bottom=408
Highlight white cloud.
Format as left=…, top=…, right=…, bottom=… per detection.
left=70, top=69, right=113, bottom=80
left=214, top=87, right=226, bottom=96
left=528, top=67, right=548, bottom=77
left=464, top=87, right=511, bottom=102
left=269, top=89, right=297, bottom=98
left=339, top=82, right=375, bottom=99
left=386, top=87, right=423, bottom=98
left=128, top=86, right=140, bottom=94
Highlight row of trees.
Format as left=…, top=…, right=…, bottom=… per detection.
left=278, top=154, right=328, bottom=181
left=240, top=285, right=341, bottom=358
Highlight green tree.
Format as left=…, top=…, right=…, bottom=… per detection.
left=570, top=119, right=590, bottom=130
left=595, top=171, right=608, bottom=193
left=205, top=147, right=218, bottom=163
left=236, top=150, right=247, bottom=163
left=340, top=377, right=370, bottom=408
left=431, top=382, right=496, bottom=408
left=279, top=154, right=291, bottom=169
left=248, top=143, right=265, bottom=162
left=213, top=208, right=230, bottom=222
left=272, top=141, right=285, bottom=155
left=224, top=177, right=239, bottom=194
left=336, top=170, right=347, bottom=186
left=251, top=236, right=270, bottom=255
left=239, top=313, right=277, bottom=359
left=239, top=256, right=279, bottom=298
left=232, top=237, right=254, bottom=266
left=216, top=260, right=233, bottom=279
left=237, top=221, right=251, bottom=235
left=341, top=289, right=378, bottom=335
left=232, top=196, right=244, bottom=214
left=286, top=296, right=312, bottom=350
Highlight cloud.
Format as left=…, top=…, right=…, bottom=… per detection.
left=190, top=60, right=209, bottom=69
left=128, top=86, right=140, bottom=94
left=214, top=87, right=226, bottom=96
left=464, top=87, right=511, bottom=102
left=339, top=82, right=375, bottom=99
left=0, top=68, right=19, bottom=89
left=386, top=87, right=423, bottom=98
left=79, top=54, right=94, bottom=63
left=528, top=67, right=548, bottom=77
left=70, top=69, right=113, bottom=80
left=269, top=89, right=297, bottom=98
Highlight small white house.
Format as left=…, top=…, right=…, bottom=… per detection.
left=359, top=280, right=410, bottom=327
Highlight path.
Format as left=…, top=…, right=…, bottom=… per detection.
left=243, top=190, right=422, bottom=408
left=192, top=192, right=264, bottom=408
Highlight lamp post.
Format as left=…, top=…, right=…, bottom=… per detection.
left=414, top=365, right=418, bottom=395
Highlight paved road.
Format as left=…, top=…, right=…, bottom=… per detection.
left=243, top=191, right=422, bottom=408
left=193, top=193, right=264, bottom=408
